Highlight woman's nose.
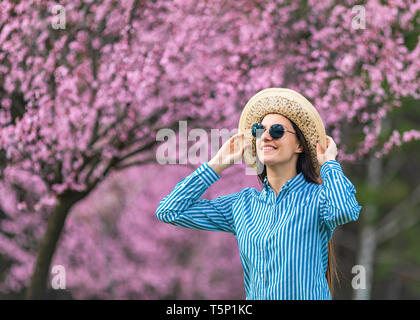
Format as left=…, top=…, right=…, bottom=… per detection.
left=262, top=129, right=273, bottom=141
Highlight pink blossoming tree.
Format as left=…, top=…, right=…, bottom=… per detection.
left=0, top=0, right=419, bottom=299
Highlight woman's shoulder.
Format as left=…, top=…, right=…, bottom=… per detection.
left=235, top=186, right=258, bottom=195
left=232, top=186, right=263, bottom=199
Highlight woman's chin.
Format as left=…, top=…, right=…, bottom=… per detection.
left=257, top=153, right=278, bottom=165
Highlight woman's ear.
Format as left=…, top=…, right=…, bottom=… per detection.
left=296, top=142, right=303, bottom=154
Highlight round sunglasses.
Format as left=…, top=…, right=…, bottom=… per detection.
left=252, top=123, right=296, bottom=139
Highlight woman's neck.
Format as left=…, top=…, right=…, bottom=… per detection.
left=265, top=162, right=298, bottom=197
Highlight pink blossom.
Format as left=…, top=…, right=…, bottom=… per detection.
left=1, top=0, right=419, bottom=298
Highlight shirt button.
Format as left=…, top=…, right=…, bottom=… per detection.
left=260, top=274, right=263, bottom=279
left=260, top=249, right=263, bottom=253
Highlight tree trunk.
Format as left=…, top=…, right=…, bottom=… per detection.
left=353, top=154, right=381, bottom=300
left=25, top=191, right=87, bottom=300
left=353, top=223, right=377, bottom=299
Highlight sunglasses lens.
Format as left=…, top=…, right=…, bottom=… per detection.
left=270, top=124, right=285, bottom=139
left=252, top=123, right=286, bottom=139
left=252, top=123, right=264, bottom=137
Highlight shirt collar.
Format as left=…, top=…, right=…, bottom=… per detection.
left=262, top=172, right=306, bottom=195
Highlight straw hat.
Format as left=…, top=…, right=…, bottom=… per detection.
left=238, top=88, right=327, bottom=176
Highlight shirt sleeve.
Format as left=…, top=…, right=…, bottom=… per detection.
left=318, top=160, right=363, bottom=231
left=155, top=162, right=240, bottom=235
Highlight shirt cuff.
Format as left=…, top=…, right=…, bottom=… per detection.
left=195, top=162, right=221, bottom=187
left=320, top=160, right=343, bottom=178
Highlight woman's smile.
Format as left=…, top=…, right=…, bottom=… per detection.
left=261, top=144, right=278, bottom=154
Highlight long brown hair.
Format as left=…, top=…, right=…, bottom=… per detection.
left=256, top=117, right=339, bottom=298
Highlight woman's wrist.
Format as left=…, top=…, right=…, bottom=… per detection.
left=320, top=158, right=337, bottom=167
left=208, top=158, right=230, bottom=175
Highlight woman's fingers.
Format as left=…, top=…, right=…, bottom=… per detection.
left=227, top=132, right=244, bottom=155
left=231, top=133, right=249, bottom=158
left=317, top=143, right=322, bottom=153
left=325, top=136, right=335, bottom=149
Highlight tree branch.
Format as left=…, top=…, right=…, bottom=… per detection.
left=114, top=157, right=156, bottom=170
left=376, top=183, right=420, bottom=244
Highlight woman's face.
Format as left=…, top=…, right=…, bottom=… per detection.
left=255, top=113, right=303, bottom=166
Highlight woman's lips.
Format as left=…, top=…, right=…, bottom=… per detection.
left=261, top=146, right=277, bottom=152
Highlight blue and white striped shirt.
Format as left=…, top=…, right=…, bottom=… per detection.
left=156, top=160, right=362, bottom=300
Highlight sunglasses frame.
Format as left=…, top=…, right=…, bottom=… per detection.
left=252, top=123, right=296, bottom=139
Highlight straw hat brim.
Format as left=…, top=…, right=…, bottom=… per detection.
left=238, top=88, right=327, bottom=176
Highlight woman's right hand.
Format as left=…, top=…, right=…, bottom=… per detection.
left=208, top=132, right=250, bottom=175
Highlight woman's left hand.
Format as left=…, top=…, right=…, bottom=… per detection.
left=316, top=135, right=337, bottom=167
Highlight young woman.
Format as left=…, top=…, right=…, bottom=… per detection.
left=156, top=88, right=363, bottom=300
